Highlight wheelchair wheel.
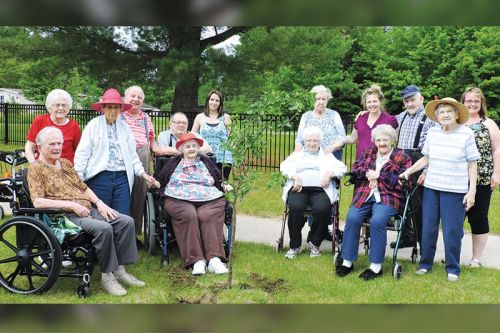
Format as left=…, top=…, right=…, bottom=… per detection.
left=333, top=252, right=342, bottom=268
left=0, top=205, right=4, bottom=220
left=0, top=216, right=62, bottom=294
left=143, top=192, right=157, bottom=254
left=411, top=248, right=418, bottom=263
left=393, top=262, right=402, bottom=280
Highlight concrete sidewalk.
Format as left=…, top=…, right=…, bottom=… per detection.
left=234, top=214, right=500, bottom=269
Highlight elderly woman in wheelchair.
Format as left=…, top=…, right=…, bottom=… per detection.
left=156, top=132, right=229, bottom=275
left=336, top=124, right=412, bottom=280
left=26, top=127, right=145, bottom=296
left=280, top=126, right=347, bottom=259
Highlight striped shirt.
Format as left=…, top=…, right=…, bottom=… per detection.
left=121, top=110, right=156, bottom=148
left=422, top=125, right=480, bottom=193
left=396, top=107, right=436, bottom=150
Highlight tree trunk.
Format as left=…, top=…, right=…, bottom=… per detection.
left=169, top=27, right=203, bottom=116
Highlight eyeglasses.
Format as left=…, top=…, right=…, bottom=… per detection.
left=464, top=100, right=481, bottom=104
left=172, top=120, right=188, bottom=125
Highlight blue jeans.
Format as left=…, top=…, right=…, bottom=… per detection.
left=420, top=188, right=465, bottom=276
left=342, top=196, right=397, bottom=264
left=86, top=171, right=131, bottom=216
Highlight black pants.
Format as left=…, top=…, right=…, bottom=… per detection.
left=217, top=162, right=232, bottom=181
left=466, top=185, right=492, bottom=234
left=401, top=150, right=424, bottom=245
left=287, top=187, right=331, bottom=249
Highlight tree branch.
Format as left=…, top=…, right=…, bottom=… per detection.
left=200, top=26, right=248, bottom=49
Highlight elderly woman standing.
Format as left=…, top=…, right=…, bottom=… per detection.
left=122, top=85, right=160, bottom=245
left=74, top=88, right=157, bottom=218
left=336, top=125, right=411, bottom=280
left=281, top=126, right=347, bottom=259
left=157, top=133, right=228, bottom=275
left=191, top=90, right=232, bottom=180
left=345, top=84, right=398, bottom=160
left=295, top=85, right=346, bottom=160
left=400, top=98, right=479, bottom=282
left=460, top=87, right=500, bottom=267
left=25, top=89, right=81, bottom=165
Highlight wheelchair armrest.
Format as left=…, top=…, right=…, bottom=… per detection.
left=13, top=207, right=62, bottom=215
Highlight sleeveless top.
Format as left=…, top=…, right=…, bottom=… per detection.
left=467, top=118, right=493, bottom=185
left=199, top=114, right=233, bottom=164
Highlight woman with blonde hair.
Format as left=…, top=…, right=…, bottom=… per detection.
left=345, top=84, right=398, bottom=160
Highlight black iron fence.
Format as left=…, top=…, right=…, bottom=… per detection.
left=1, top=103, right=498, bottom=171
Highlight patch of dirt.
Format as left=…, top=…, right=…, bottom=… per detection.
left=165, top=266, right=196, bottom=288
left=246, top=272, right=289, bottom=294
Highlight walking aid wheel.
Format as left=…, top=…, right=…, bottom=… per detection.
left=393, top=262, right=403, bottom=279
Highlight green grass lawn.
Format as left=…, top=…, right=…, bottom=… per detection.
left=1, top=242, right=499, bottom=303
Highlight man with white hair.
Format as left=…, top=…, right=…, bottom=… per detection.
left=392, top=85, right=436, bottom=249
left=27, top=126, right=145, bottom=296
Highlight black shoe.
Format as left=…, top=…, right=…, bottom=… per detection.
left=390, top=239, right=415, bottom=249
left=336, top=264, right=354, bottom=277
left=359, top=268, right=383, bottom=281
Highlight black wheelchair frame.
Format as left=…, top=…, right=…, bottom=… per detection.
left=337, top=171, right=419, bottom=279
left=0, top=150, right=95, bottom=297
left=143, top=155, right=233, bottom=267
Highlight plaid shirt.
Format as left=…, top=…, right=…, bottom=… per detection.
left=350, top=146, right=412, bottom=211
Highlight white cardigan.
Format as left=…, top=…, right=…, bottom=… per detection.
left=280, top=148, right=347, bottom=203
left=74, top=115, right=145, bottom=193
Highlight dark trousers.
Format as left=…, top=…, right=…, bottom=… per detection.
left=164, top=197, right=226, bottom=268
left=216, top=162, right=232, bottom=181
left=466, top=185, right=492, bottom=234
left=401, top=150, right=424, bottom=245
left=287, top=187, right=331, bottom=249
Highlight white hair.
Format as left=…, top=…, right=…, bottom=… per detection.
left=35, top=127, right=63, bottom=145
left=45, top=89, right=73, bottom=109
left=303, top=126, right=324, bottom=142
left=124, top=85, right=145, bottom=99
left=310, top=85, right=332, bottom=100
left=371, top=124, right=397, bottom=143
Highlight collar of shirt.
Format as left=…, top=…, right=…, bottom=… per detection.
left=406, top=106, right=424, bottom=119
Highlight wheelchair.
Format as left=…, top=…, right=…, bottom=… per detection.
left=276, top=178, right=343, bottom=261
left=336, top=172, right=419, bottom=279
left=0, top=150, right=95, bottom=297
left=143, top=155, right=233, bottom=267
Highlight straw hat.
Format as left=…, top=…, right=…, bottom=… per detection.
left=175, top=132, right=204, bottom=150
left=425, top=97, right=469, bottom=124
left=91, top=88, right=133, bottom=112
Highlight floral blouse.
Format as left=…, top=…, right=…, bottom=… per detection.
left=467, top=118, right=493, bottom=185
left=164, top=158, right=224, bottom=201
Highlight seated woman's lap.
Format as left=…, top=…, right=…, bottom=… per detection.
left=287, top=187, right=331, bottom=214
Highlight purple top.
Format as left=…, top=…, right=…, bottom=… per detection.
left=354, top=112, right=398, bottom=160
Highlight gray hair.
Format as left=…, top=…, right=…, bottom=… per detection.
left=171, top=112, right=188, bottom=123
left=303, top=126, right=324, bottom=142
left=45, top=89, right=73, bottom=109
left=435, top=103, right=458, bottom=119
left=310, top=85, right=332, bottom=100
left=124, top=85, right=145, bottom=99
left=35, top=127, right=63, bottom=145
left=371, top=124, right=397, bottom=143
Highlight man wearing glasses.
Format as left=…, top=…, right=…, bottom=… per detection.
left=157, top=112, right=212, bottom=156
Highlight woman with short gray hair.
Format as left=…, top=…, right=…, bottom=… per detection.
left=25, top=88, right=81, bottom=165
left=295, top=84, right=346, bottom=160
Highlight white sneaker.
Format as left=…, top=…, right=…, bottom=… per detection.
left=101, top=275, right=127, bottom=296
left=62, top=260, right=73, bottom=267
left=114, top=271, right=146, bottom=287
left=192, top=260, right=207, bottom=276
left=447, top=273, right=459, bottom=282
left=207, top=257, right=229, bottom=274
left=285, top=247, right=302, bottom=259
left=467, top=258, right=482, bottom=268
left=309, top=242, right=321, bottom=258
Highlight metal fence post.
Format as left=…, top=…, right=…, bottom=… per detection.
left=3, top=103, right=8, bottom=145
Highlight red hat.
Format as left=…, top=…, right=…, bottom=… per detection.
left=91, top=88, right=133, bottom=112
left=176, top=132, right=204, bottom=150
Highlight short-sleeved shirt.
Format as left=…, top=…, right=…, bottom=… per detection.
left=157, top=130, right=203, bottom=148
left=121, top=110, right=155, bottom=148
left=26, top=114, right=81, bottom=165
left=422, top=125, right=480, bottom=193
left=354, top=112, right=398, bottom=160
left=27, top=158, right=92, bottom=211
left=396, top=107, right=436, bottom=150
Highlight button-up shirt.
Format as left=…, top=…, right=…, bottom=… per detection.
left=396, top=107, right=436, bottom=150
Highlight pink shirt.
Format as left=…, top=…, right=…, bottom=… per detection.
left=354, top=112, right=398, bottom=160
left=121, top=110, right=155, bottom=148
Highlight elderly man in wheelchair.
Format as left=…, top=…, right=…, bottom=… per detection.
left=280, top=126, right=347, bottom=259
left=27, top=126, right=145, bottom=296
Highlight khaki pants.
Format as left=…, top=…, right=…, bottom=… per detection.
left=130, top=145, right=151, bottom=235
